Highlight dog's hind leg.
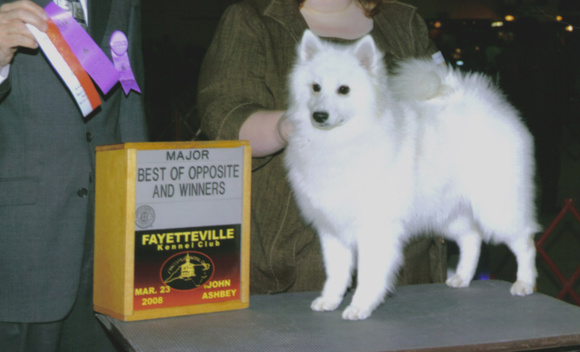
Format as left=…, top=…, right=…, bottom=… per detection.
left=506, top=235, right=536, bottom=296
left=445, top=216, right=482, bottom=289
left=311, top=233, right=354, bottom=312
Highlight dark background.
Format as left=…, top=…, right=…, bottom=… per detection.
left=140, top=0, right=580, bottom=305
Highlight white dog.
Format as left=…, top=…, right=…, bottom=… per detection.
left=284, top=30, right=539, bottom=321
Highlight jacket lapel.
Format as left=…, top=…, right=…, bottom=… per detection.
left=89, top=0, right=112, bottom=45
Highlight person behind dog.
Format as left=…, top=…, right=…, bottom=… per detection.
left=0, top=0, right=148, bottom=351
left=198, top=0, right=447, bottom=294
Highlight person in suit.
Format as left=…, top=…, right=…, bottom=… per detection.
left=198, top=0, right=447, bottom=295
left=0, top=0, right=148, bottom=351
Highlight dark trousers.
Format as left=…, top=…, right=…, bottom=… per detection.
left=0, top=269, right=117, bottom=352
left=0, top=249, right=117, bottom=352
left=0, top=190, right=117, bottom=352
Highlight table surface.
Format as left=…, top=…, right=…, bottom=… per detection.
left=97, top=280, right=580, bottom=352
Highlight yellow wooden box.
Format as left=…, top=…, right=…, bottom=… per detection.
left=94, top=141, right=251, bottom=321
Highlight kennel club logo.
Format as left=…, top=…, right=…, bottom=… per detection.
left=160, top=252, right=214, bottom=290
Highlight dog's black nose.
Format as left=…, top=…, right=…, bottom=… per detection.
left=312, top=111, right=329, bottom=123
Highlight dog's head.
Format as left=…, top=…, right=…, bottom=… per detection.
left=287, top=30, right=387, bottom=131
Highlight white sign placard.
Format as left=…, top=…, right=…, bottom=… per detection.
left=134, top=147, right=245, bottom=230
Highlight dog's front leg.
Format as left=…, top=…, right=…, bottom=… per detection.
left=311, top=233, right=354, bottom=312
left=343, top=228, right=403, bottom=320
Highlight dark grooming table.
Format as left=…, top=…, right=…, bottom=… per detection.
left=97, top=280, right=580, bottom=351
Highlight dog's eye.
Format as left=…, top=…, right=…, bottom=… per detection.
left=337, top=85, right=350, bottom=95
left=312, top=83, right=321, bottom=92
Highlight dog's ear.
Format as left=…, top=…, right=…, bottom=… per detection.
left=353, top=35, right=381, bottom=73
left=299, top=30, right=323, bottom=61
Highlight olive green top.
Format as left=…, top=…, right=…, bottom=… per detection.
left=198, top=0, right=446, bottom=294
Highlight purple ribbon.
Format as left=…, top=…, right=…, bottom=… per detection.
left=110, top=31, right=141, bottom=95
left=45, top=2, right=120, bottom=94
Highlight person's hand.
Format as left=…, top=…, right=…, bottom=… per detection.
left=276, top=113, right=294, bottom=145
left=0, top=0, right=48, bottom=67
left=239, top=110, right=294, bottom=157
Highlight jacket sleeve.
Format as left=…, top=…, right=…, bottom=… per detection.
left=0, top=76, right=9, bottom=99
left=0, top=64, right=10, bottom=98
left=197, top=4, right=273, bottom=142
left=408, top=9, right=439, bottom=58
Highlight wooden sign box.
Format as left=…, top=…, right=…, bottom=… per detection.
left=93, top=141, right=251, bottom=321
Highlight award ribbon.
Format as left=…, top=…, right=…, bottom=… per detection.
left=110, top=31, right=141, bottom=95
left=27, top=22, right=101, bottom=117
left=45, top=2, right=120, bottom=95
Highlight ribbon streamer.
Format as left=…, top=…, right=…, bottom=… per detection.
left=45, top=2, right=120, bottom=95
left=110, top=31, right=141, bottom=95
left=28, top=3, right=140, bottom=115
left=27, top=22, right=101, bottom=117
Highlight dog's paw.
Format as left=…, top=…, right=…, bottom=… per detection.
left=510, top=280, right=534, bottom=296
left=445, top=274, right=471, bottom=288
left=342, top=305, right=372, bottom=321
left=311, top=296, right=342, bottom=312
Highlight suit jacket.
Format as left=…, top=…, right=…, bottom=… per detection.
left=0, top=0, right=148, bottom=322
left=198, top=0, right=446, bottom=294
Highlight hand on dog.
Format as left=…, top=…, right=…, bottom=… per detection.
left=277, top=113, right=293, bottom=144
left=239, top=110, right=293, bottom=157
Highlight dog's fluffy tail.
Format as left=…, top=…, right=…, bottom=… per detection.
left=389, top=58, right=451, bottom=101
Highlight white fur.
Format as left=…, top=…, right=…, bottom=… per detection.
left=284, top=30, right=539, bottom=321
